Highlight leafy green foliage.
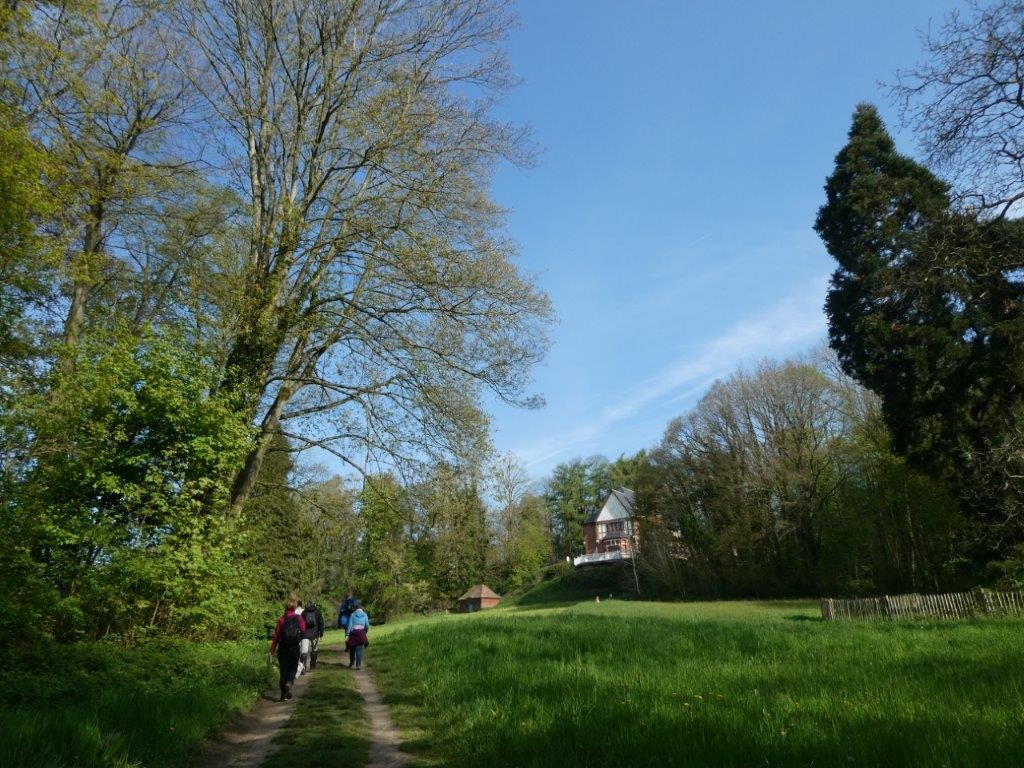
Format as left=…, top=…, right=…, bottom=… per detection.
left=496, top=493, right=552, bottom=592
left=636, top=354, right=964, bottom=598
left=424, top=466, right=491, bottom=599
left=242, top=434, right=360, bottom=618
left=0, top=108, right=55, bottom=371
left=544, top=457, right=616, bottom=558
left=0, top=0, right=552, bottom=646
left=2, top=328, right=255, bottom=640
left=353, top=474, right=429, bottom=619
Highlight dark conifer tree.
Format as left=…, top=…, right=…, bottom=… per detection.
left=816, top=104, right=1024, bottom=569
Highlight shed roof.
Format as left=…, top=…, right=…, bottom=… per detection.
left=459, top=584, right=501, bottom=600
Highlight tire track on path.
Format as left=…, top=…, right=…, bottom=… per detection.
left=351, top=664, right=411, bottom=768
left=193, top=660, right=311, bottom=768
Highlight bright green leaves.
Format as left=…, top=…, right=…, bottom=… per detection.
left=5, top=327, right=254, bottom=640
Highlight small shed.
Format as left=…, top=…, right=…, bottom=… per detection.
left=458, top=584, right=501, bottom=612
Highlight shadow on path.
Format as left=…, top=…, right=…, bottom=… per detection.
left=192, top=659, right=311, bottom=768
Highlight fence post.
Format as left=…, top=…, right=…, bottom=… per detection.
left=981, top=588, right=995, bottom=615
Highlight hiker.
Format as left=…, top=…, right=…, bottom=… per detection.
left=300, top=600, right=323, bottom=672
left=269, top=598, right=306, bottom=702
left=345, top=600, right=370, bottom=669
left=338, top=591, right=357, bottom=629
left=295, top=600, right=308, bottom=676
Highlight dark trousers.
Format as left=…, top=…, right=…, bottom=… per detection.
left=277, top=644, right=300, bottom=692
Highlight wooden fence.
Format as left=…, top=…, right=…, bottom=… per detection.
left=820, top=589, right=1024, bottom=621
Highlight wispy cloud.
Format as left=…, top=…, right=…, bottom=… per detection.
left=681, top=233, right=711, bottom=249
left=515, top=276, right=829, bottom=470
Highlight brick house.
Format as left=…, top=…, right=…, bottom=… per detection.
left=575, top=488, right=638, bottom=566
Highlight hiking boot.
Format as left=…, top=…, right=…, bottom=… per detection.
left=284, top=683, right=293, bottom=700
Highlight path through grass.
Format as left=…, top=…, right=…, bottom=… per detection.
left=261, top=640, right=369, bottom=768
left=372, top=600, right=1024, bottom=767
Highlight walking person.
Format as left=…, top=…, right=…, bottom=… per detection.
left=295, top=600, right=309, bottom=676
left=300, top=600, right=321, bottom=672
left=338, top=591, right=357, bottom=629
left=345, top=600, right=370, bottom=669
left=269, top=598, right=306, bottom=702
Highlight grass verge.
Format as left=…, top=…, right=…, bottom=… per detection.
left=261, top=641, right=369, bottom=767
left=0, top=638, right=274, bottom=768
left=372, top=599, right=1024, bottom=768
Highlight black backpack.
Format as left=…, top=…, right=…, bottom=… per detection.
left=303, top=609, right=318, bottom=636
left=280, top=613, right=301, bottom=647
left=314, top=607, right=325, bottom=636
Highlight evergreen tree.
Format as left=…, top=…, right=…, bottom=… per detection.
left=545, top=459, right=599, bottom=558
left=354, top=475, right=428, bottom=618
left=815, top=104, right=951, bottom=396
left=816, top=104, right=1024, bottom=568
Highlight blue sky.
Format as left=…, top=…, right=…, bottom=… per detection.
left=483, top=1, right=965, bottom=478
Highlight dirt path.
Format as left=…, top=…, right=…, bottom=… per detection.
left=351, top=665, right=412, bottom=768
left=193, top=662, right=312, bottom=768
left=196, top=648, right=411, bottom=768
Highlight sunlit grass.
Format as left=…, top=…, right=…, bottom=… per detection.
left=372, top=599, right=1024, bottom=767
left=0, top=639, right=274, bottom=768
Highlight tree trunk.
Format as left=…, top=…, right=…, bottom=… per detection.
left=60, top=212, right=104, bottom=371
left=904, top=476, right=918, bottom=591
left=227, top=378, right=297, bottom=516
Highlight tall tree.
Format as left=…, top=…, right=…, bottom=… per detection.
left=545, top=457, right=606, bottom=558
left=176, top=0, right=551, bottom=514
left=816, top=105, right=1024, bottom=565
left=425, top=464, right=491, bottom=598
left=354, top=474, right=425, bottom=618
left=892, top=1, right=1024, bottom=215
left=814, top=104, right=951, bottom=394
left=14, top=0, right=199, bottom=362
left=8, top=329, right=252, bottom=638
left=639, top=353, right=963, bottom=598
left=495, top=492, right=550, bottom=591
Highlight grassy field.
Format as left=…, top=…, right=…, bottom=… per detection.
left=0, top=638, right=274, bottom=768
left=371, top=598, right=1024, bottom=768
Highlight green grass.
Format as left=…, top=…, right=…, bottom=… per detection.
left=0, top=638, right=275, bottom=768
left=512, top=562, right=637, bottom=608
left=371, top=599, right=1024, bottom=768
left=261, top=640, right=370, bottom=767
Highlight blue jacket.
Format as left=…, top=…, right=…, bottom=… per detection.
left=346, top=608, right=369, bottom=634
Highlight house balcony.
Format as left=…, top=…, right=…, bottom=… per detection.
left=573, top=549, right=633, bottom=567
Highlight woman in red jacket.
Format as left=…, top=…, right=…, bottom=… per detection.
left=268, top=598, right=306, bottom=701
